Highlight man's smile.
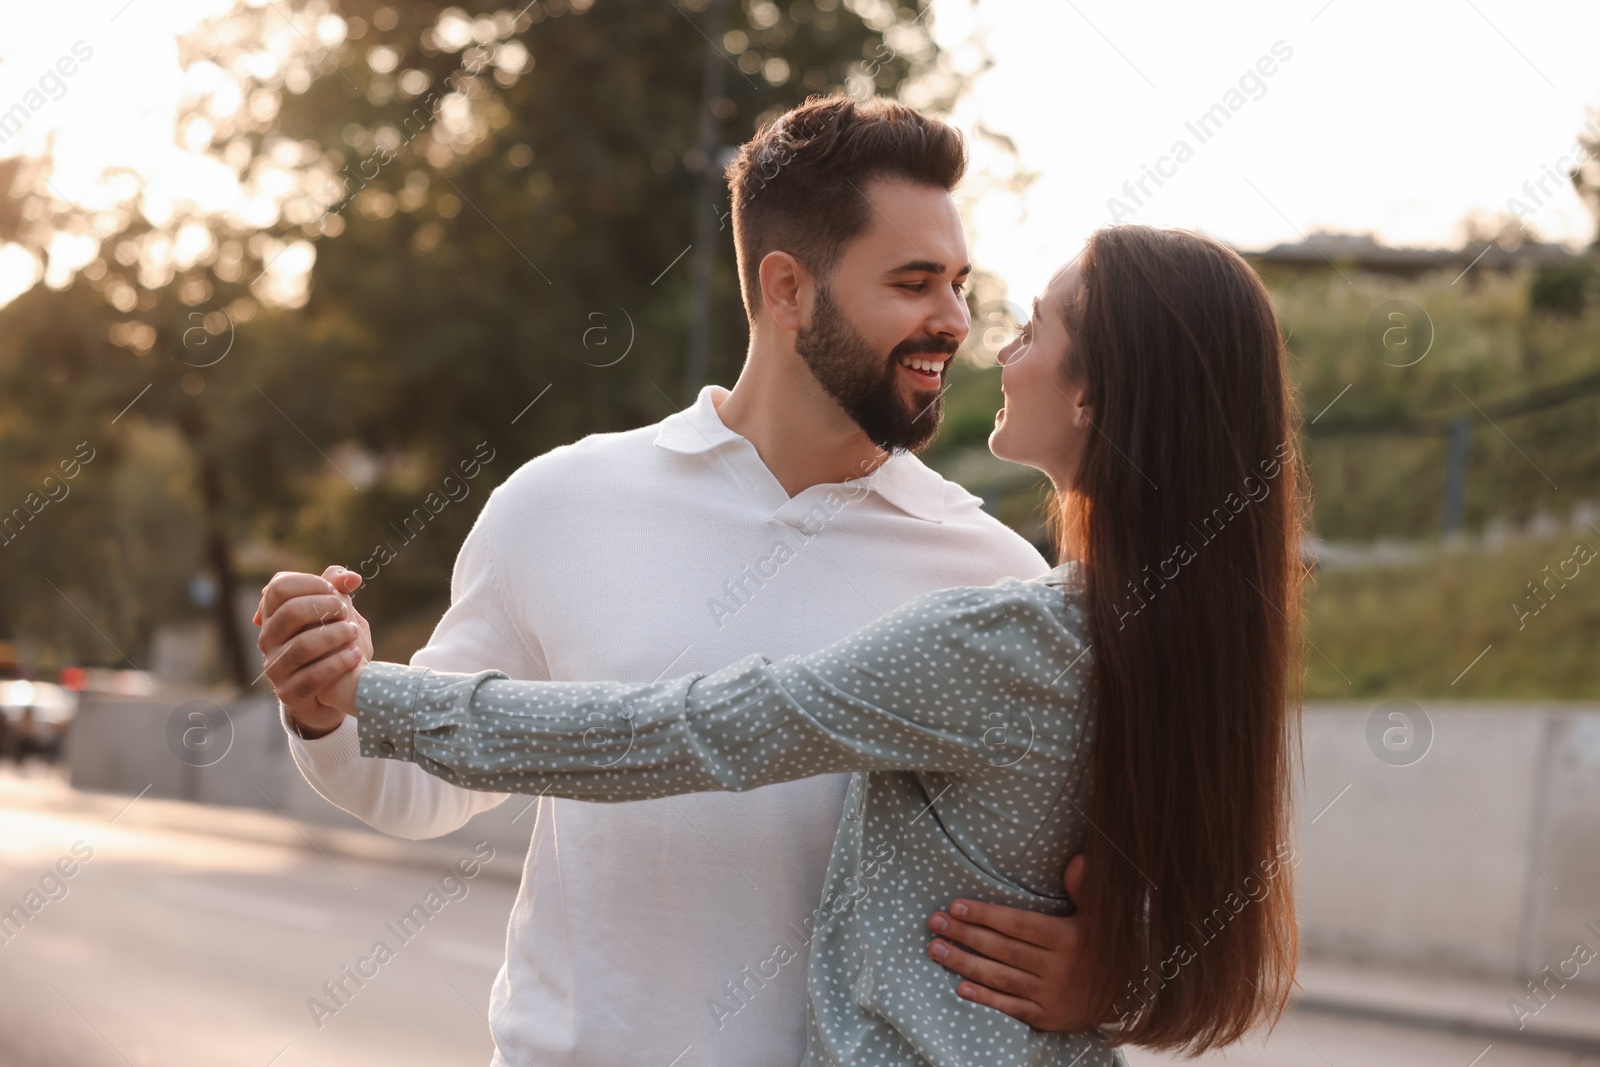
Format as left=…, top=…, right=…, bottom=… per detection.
left=896, top=353, right=949, bottom=387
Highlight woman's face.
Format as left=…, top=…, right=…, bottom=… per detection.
left=988, top=261, right=1093, bottom=492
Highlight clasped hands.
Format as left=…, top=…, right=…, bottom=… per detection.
left=254, top=565, right=372, bottom=737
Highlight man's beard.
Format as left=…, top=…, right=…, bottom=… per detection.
left=794, top=284, right=955, bottom=454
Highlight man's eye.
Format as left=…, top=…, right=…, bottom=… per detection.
left=897, top=282, right=926, bottom=293
left=952, top=281, right=967, bottom=294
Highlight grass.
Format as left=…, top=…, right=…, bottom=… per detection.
left=1301, top=531, right=1600, bottom=700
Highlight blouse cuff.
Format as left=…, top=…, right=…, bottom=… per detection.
left=355, top=660, right=431, bottom=761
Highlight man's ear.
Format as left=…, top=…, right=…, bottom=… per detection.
left=758, top=250, right=810, bottom=333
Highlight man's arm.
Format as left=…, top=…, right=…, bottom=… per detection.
left=262, top=489, right=545, bottom=839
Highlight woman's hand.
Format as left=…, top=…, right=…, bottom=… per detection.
left=925, top=854, right=1100, bottom=1031
left=255, top=566, right=372, bottom=736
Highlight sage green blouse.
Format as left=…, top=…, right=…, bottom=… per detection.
left=354, top=562, right=1125, bottom=1067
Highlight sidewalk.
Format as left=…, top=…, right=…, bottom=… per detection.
left=0, top=762, right=524, bottom=883
left=1294, top=956, right=1600, bottom=1055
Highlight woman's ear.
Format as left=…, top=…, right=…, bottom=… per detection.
left=758, top=251, right=809, bottom=333
left=1066, top=378, right=1094, bottom=429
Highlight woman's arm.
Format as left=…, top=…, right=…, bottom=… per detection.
left=349, top=582, right=1086, bottom=802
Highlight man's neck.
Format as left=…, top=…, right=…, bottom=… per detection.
left=714, top=349, right=890, bottom=499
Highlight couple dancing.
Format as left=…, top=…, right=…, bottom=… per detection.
left=257, top=94, right=1303, bottom=1066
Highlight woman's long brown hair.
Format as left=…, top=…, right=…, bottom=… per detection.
left=1051, top=225, right=1307, bottom=1052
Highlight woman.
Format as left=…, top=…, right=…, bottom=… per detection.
left=264, top=224, right=1305, bottom=1064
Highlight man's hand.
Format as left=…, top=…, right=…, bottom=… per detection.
left=256, top=566, right=372, bottom=737
left=925, top=853, right=1098, bottom=1031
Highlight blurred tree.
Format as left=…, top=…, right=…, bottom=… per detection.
left=1528, top=258, right=1597, bottom=316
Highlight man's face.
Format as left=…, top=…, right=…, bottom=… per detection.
left=794, top=178, right=970, bottom=454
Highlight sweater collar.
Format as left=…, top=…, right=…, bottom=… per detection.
left=655, top=385, right=946, bottom=524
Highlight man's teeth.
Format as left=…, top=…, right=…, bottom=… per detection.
left=898, top=356, right=945, bottom=373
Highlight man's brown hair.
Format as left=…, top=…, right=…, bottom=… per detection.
left=724, top=95, right=965, bottom=320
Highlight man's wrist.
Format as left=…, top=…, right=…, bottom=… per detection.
left=286, top=707, right=342, bottom=741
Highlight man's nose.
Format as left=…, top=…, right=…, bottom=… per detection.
left=927, top=285, right=969, bottom=344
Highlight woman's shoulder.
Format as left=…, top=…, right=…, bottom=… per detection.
left=890, top=562, right=1088, bottom=644
left=977, top=559, right=1086, bottom=607
left=1033, top=557, right=1085, bottom=590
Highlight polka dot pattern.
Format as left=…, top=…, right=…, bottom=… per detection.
left=356, top=561, right=1126, bottom=1066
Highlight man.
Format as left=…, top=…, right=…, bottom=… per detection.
left=260, top=95, right=1092, bottom=1067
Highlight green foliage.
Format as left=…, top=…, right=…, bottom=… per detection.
left=1303, top=532, right=1600, bottom=700
left=1529, top=259, right=1597, bottom=316
left=1262, top=263, right=1599, bottom=541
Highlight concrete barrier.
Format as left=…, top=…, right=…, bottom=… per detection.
left=1297, top=703, right=1600, bottom=991
left=64, top=691, right=1600, bottom=989
left=64, top=687, right=535, bottom=859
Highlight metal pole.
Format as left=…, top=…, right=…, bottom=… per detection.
left=1441, top=415, right=1469, bottom=539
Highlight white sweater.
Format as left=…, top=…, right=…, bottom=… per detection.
left=282, top=384, right=1051, bottom=1067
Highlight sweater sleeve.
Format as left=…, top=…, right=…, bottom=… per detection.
left=282, top=484, right=546, bottom=838
left=353, top=582, right=1087, bottom=802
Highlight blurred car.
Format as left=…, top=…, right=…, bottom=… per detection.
left=0, top=679, right=77, bottom=762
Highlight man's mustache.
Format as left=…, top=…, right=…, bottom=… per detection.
left=888, top=335, right=959, bottom=361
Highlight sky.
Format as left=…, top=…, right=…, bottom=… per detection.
left=0, top=0, right=1597, bottom=309
left=931, top=0, right=1600, bottom=300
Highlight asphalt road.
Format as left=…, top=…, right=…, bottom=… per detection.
left=0, top=775, right=513, bottom=1067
